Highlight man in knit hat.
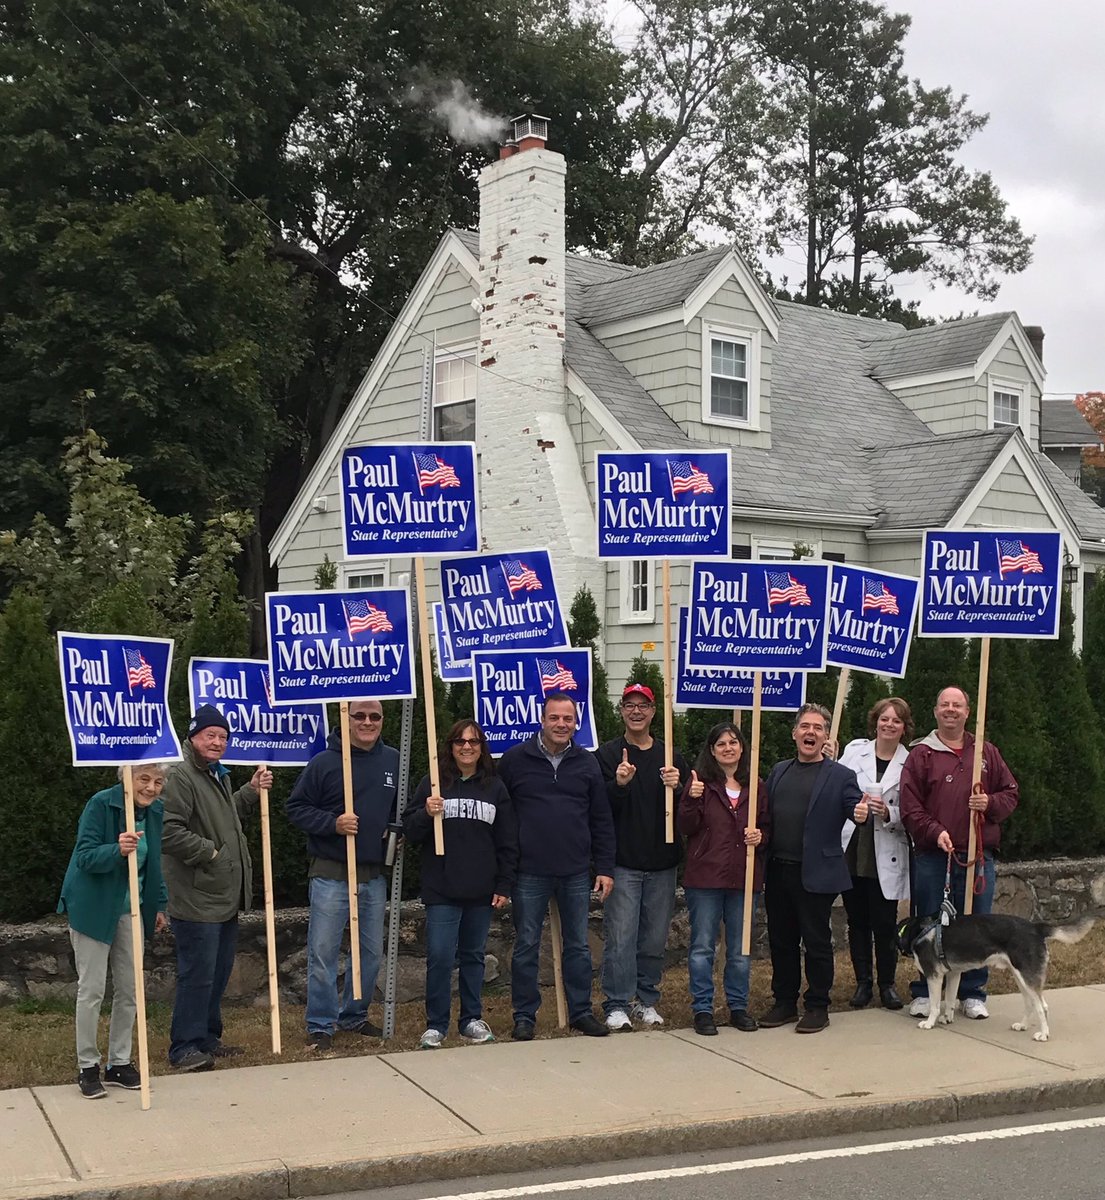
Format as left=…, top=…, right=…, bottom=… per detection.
left=161, top=704, right=272, bottom=1071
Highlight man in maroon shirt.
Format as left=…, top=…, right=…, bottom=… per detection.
left=899, top=686, right=1018, bottom=1021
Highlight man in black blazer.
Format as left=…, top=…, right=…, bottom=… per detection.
left=758, top=703, right=866, bottom=1034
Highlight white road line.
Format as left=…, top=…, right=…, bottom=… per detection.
left=426, top=1115, right=1105, bottom=1200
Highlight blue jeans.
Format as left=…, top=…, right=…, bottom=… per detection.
left=601, top=865, right=677, bottom=1015
left=169, top=916, right=238, bottom=1063
left=306, top=875, right=386, bottom=1034
left=910, top=852, right=996, bottom=1001
left=511, top=872, right=594, bottom=1024
left=685, top=889, right=753, bottom=1013
left=425, top=901, right=494, bottom=1034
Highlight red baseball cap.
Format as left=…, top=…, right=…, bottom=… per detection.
left=622, top=683, right=655, bottom=704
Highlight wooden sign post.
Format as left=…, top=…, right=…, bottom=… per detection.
left=415, top=557, right=444, bottom=855
left=548, top=898, right=568, bottom=1029
left=121, top=766, right=151, bottom=1111
left=257, top=766, right=282, bottom=1054
left=828, top=668, right=851, bottom=757
left=661, top=559, right=675, bottom=843
left=339, top=702, right=363, bottom=999
left=740, top=673, right=763, bottom=957
left=965, top=637, right=992, bottom=914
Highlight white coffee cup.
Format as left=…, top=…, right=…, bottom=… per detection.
left=865, top=782, right=884, bottom=798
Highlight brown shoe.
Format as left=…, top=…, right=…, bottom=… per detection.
left=796, top=1008, right=830, bottom=1033
left=758, top=1004, right=799, bottom=1028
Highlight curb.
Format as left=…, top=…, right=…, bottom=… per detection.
left=10, top=1073, right=1105, bottom=1200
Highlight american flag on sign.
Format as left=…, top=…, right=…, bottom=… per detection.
left=861, top=576, right=900, bottom=616
left=501, top=558, right=541, bottom=594
left=122, top=648, right=156, bottom=693
left=766, top=571, right=812, bottom=609
left=343, top=598, right=394, bottom=638
left=667, top=459, right=714, bottom=498
left=997, top=539, right=1044, bottom=576
left=538, top=658, right=577, bottom=693
left=262, top=668, right=275, bottom=707
left=412, top=451, right=461, bottom=492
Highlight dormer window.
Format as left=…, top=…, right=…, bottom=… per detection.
left=701, top=322, right=761, bottom=430
left=988, top=376, right=1030, bottom=439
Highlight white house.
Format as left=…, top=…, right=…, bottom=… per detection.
left=270, top=115, right=1105, bottom=683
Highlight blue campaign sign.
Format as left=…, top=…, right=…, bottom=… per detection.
left=595, top=450, right=731, bottom=559
left=188, top=658, right=328, bottom=767
left=439, top=548, right=568, bottom=661
left=57, top=632, right=183, bottom=767
left=919, top=529, right=1062, bottom=639
left=341, top=442, right=479, bottom=558
left=686, top=561, right=830, bottom=672
left=472, top=648, right=596, bottom=757
left=432, top=603, right=471, bottom=684
left=266, top=588, right=415, bottom=703
left=675, top=609, right=805, bottom=711
left=827, top=565, right=920, bottom=678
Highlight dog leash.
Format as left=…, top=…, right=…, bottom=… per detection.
left=949, top=806, right=987, bottom=895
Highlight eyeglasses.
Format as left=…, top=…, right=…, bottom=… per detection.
left=622, top=703, right=654, bottom=712
left=452, top=737, right=482, bottom=747
left=350, top=712, right=383, bottom=724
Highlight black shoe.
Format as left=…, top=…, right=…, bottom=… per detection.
left=512, top=1020, right=535, bottom=1042
left=849, top=982, right=874, bottom=1008
left=569, top=1014, right=609, bottom=1037
left=209, top=1042, right=246, bottom=1058
left=758, top=1004, right=799, bottom=1028
left=348, top=1020, right=383, bottom=1038
left=693, top=1011, right=718, bottom=1036
left=880, top=985, right=904, bottom=1010
left=796, top=1008, right=830, bottom=1034
left=729, top=1009, right=759, bottom=1032
left=171, top=1048, right=215, bottom=1072
left=104, top=1062, right=141, bottom=1090
left=78, top=1065, right=106, bottom=1099
left=306, top=1032, right=333, bottom=1052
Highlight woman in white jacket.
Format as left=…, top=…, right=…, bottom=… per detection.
left=839, top=697, right=913, bottom=1011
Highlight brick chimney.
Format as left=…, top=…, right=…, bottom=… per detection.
left=1024, top=324, right=1045, bottom=365
left=476, top=115, right=592, bottom=590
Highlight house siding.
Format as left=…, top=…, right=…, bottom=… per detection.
left=985, top=336, right=1041, bottom=448
left=964, top=457, right=1053, bottom=528
left=888, top=377, right=984, bottom=436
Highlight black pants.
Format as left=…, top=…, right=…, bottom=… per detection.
left=764, top=859, right=836, bottom=1011
left=842, top=875, right=899, bottom=988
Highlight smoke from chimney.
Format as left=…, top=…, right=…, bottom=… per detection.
left=406, top=79, right=507, bottom=145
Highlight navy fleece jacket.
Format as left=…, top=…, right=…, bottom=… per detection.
left=497, top=736, right=615, bottom=877
left=285, top=729, right=399, bottom=866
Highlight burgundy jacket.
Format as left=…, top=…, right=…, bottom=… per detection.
left=677, top=778, right=770, bottom=892
left=899, top=732, right=1018, bottom=854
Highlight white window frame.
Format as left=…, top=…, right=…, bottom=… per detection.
left=343, top=561, right=390, bottom=590
left=701, top=322, right=761, bottom=430
left=988, top=376, right=1030, bottom=439
left=619, top=559, right=654, bottom=624
left=752, top=537, right=820, bottom=561
left=433, top=344, right=477, bottom=443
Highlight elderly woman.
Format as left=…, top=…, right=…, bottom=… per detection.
left=839, top=697, right=913, bottom=1010
left=57, top=764, right=170, bottom=1099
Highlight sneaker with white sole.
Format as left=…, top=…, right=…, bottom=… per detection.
left=962, top=998, right=989, bottom=1020
left=419, top=1029, right=444, bottom=1049
left=908, top=996, right=929, bottom=1017
left=605, top=1009, right=633, bottom=1032
left=460, top=1018, right=494, bottom=1043
left=630, top=1004, right=664, bottom=1027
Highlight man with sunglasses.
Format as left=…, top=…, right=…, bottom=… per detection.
left=594, top=684, right=687, bottom=1031
left=287, top=699, right=399, bottom=1051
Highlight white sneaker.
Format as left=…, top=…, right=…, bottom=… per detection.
left=908, top=997, right=929, bottom=1017
left=419, top=1029, right=444, bottom=1049
left=605, top=1009, right=633, bottom=1031
left=962, top=998, right=989, bottom=1020
left=630, top=1004, right=664, bottom=1027
left=460, top=1018, right=495, bottom=1043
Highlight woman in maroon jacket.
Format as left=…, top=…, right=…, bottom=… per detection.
left=678, top=722, right=769, bottom=1036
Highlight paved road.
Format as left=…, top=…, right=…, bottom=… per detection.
left=326, top=1104, right=1105, bottom=1200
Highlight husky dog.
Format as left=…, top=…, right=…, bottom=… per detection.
left=896, top=913, right=1095, bottom=1041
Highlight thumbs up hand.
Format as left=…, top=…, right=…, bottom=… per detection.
left=688, top=770, right=704, bottom=800
left=615, top=747, right=636, bottom=786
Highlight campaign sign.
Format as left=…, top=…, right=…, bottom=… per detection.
left=919, top=530, right=1062, bottom=639
left=675, top=609, right=805, bottom=711
left=596, top=450, right=731, bottom=559
left=827, top=565, right=920, bottom=678
left=341, top=442, right=479, bottom=557
left=432, top=603, right=470, bottom=684
left=266, top=588, right=415, bottom=703
left=57, top=632, right=183, bottom=766
left=189, top=658, right=328, bottom=766
left=472, top=648, right=596, bottom=757
left=439, top=548, right=568, bottom=661
left=686, top=561, right=830, bottom=672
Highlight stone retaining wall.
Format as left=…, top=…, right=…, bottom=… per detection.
left=3, top=858, right=1103, bottom=1007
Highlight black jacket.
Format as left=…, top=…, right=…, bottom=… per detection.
left=594, top=736, right=686, bottom=871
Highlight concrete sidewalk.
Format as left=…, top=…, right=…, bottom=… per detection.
left=7, top=985, right=1105, bottom=1200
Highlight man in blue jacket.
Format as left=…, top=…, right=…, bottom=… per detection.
left=286, top=698, right=398, bottom=1051
left=758, top=703, right=866, bottom=1034
left=498, top=692, right=615, bottom=1040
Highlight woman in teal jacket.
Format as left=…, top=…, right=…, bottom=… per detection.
left=57, top=764, right=170, bottom=1099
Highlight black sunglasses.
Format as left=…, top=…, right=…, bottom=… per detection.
left=350, top=712, right=383, bottom=723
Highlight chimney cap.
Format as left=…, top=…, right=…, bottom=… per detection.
left=510, top=113, right=550, bottom=146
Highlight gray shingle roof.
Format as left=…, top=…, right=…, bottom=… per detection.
left=861, top=313, right=1012, bottom=380
left=1036, top=453, right=1105, bottom=541
left=1041, top=399, right=1100, bottom=447
left=573, top=247, right=732, bottom=327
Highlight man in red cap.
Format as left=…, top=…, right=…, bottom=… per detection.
left=594, top=683, right=687, bottom=1030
